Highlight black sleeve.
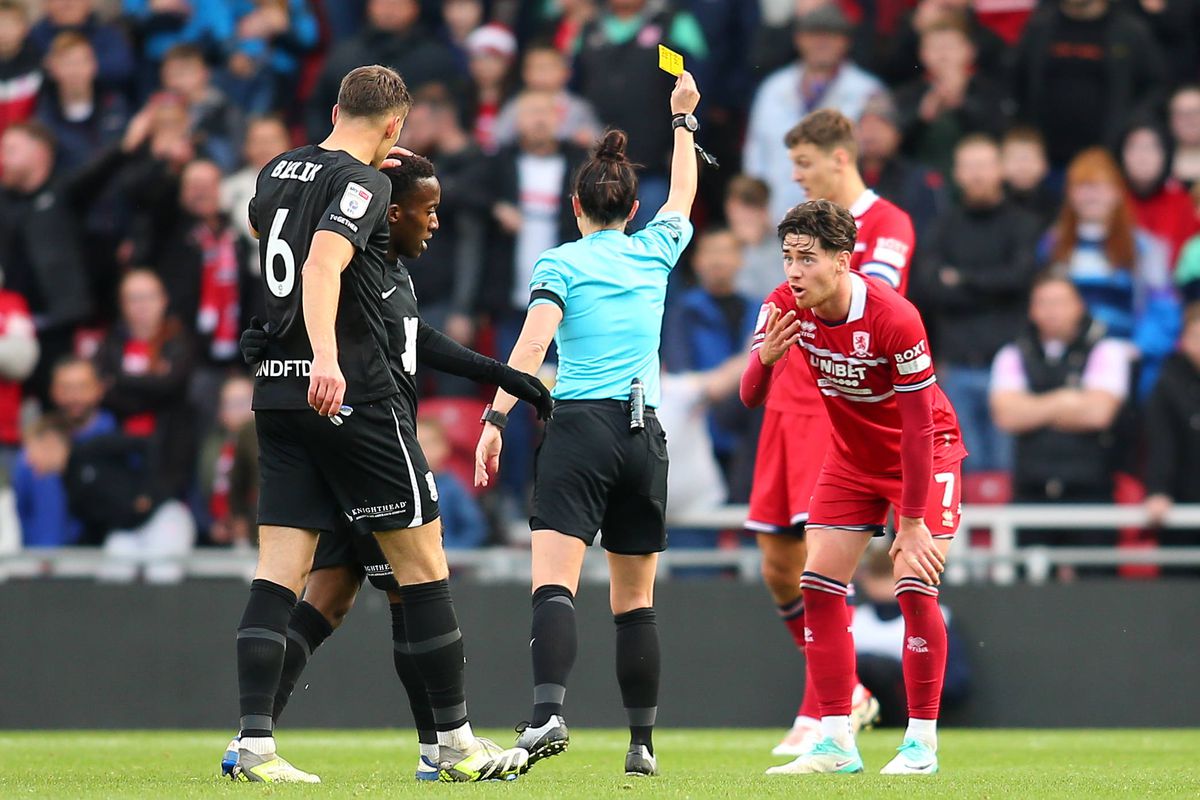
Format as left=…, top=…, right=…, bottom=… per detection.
left=415, top=319, right=501, bottom=383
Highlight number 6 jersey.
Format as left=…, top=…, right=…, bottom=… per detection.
left=248, top=145, right=398, bottom=410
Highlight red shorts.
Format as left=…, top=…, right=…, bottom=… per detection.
left=745, top=408, right=831, bottom=533
left=807, top=459, right=964, bottom=538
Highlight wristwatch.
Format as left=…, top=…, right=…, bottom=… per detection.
left=480, top=404, right=508, bottom=430
left=672, top=113, right=699, bottom=133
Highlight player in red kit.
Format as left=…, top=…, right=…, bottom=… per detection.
left=746, top=109, right=915, bottom=755
left=747, top=200, right=965, bottom=776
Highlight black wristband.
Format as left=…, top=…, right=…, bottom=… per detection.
left=481, top=404, right=508, bottom=429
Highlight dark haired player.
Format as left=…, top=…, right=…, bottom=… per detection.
left=232, top=65, right=530, bottom=783
left=224, top=155, right=552, bottom=781
left=744, top=200, right=966, bottom=776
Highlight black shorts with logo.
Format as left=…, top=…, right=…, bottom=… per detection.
left=311, top=522, right=399, bottom=593
left=256, top=395, right=441, bottom=535
left=530, top=400, right=669, bottom=555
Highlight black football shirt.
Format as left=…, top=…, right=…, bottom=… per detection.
left=248, top=145, right=398, bottom=410
left=382, top=260, right=422, bottom=420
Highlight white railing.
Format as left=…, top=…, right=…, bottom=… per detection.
left=2, top=504, right=1198, bottom=585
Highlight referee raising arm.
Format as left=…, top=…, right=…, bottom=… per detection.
left=474, top=70, right=702, bottom=778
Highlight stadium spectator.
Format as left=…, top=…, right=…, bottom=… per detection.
left=159, top=44, right=244, bottom=172
left=492, top=42, right=600, bottom=150
left=1120, top=121, right=1199, bottom=265
left=305, top=0, right=459, bottom=142
left=441, top=0, right=485, bottom=71
left=1040, top=148, right=1181, bottom=397
left=1176, top=230, right=1200, bottom=302
left=974, top=0, right=1038, bottom=45
left=1001, top=126, right=1060, bottom=227
left=1011, top=0, right=1168, bottom=168
left=852, top=546, right=970, bottom=726
left=14, top=358, right=118, bottom=547
left=464, top=23, right=517, bottom=154
left=662, top=229, right=756, bottom=476
left=856, top=92, right=944, bottom=239
left=573, top=0, right=708, bottom=228
left=1143, top=304, right=1200, bottom=555
left=745, top=4, right=883, bottom=222
left=484, top=88, right=586, bottom=507
left=1128, top=0, right=1200, bottom=86
left=892, top=18, right=1012, bottom=179
left=0, top=274, right=38, bottom=456
left=0, top=122, right=94, bottom=398
left=0, top=0, right=42, bottom=139
left=121, top=0, right=232, bottom=91
left=918, top=135, right=1041, bottom=473
left=35, top=33, right=129, bottom=174
left=990, top=273, right=1134, bottom=545
left=31, top=0, right=134, bottom=92
left=220, top=115, right=291, bottom=277
left=221, top=0, right=319, bottom=115
left=517, top=0, right=599, bottom=53
left=416, top=417, right=486, bottom=549
left=197, top=374, right=257, bottom=548
left=1168, top=86, right=1200, bottom=187
left=93, top=270, right=196, bottom=500
left=725, top=175, right=782, bottom=301
left=878, top=0, right=1009, bottom=87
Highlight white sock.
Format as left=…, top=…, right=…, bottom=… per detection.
left=820, top=715, right=852, bottom=748
left=795, top=715, right=819, bottom=728
left=906, top=718, right=937, bottom=749
left=240, top=736, right=275, bottom=756
left=420, top=743, right=439, bottom=762
left=437, top=722, right=476, bottom=751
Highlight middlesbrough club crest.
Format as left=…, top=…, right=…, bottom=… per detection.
left=852, top=331, right=872, bottom=358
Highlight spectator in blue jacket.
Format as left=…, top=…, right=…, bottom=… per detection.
left=1040, top=147, right=1181, bottom=398
left=416, top=417, right=486, bottom=549
left=30, top=0, right=134, bottom=92
left=122, top=0, right=233, bottom=94
left=222, top=0, right=319, bottom=114
left=35, top=33, right=129, bottom=173
left=662, top=229, right=756, bottom=475
left=13, top=358, right=117, bottom=547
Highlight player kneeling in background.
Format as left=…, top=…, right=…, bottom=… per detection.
left=231, top=155, right=551, bottom=782
left=743, top=200, right=966, bottom=775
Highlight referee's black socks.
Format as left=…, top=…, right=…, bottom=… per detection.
left=615, top=607, right=660, bottom=755
left=271, top=600, right=334, bottom=723
left=396, top=579, right=469, bottom=733
left=390, top=601, right=438, bottom=745
left=236, top=578, right=297, bottom=740
left=530, top=584, right=578, bottom=727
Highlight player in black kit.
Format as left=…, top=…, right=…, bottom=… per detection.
left=223, top=156, right=552, bottom=782
left=230, top=66, right=534, bottom=784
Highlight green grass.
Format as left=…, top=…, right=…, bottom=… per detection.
left=1, top=729, right=1199, bottom=799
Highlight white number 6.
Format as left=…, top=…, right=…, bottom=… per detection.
left=265, top=208, right=296, bottom=298
left=934, top=472, right=955, bottom=508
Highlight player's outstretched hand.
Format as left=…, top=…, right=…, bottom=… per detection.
left=890, top=516, right=946, bottom=586
left=759, top=303, right=802, bottom=366
left=308, top=353, right=346, bottom=417
left=496, top=366, right=553, bottom=420
left=670, top=70, right=701, bottom=115
left=380, top=146, right=416, bottom=170
left=239, top=317, right=269, bottom=365
left=474, top=424, right=504, bottom=488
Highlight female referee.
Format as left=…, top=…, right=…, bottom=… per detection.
left=474, top=71, right=702, bottom=778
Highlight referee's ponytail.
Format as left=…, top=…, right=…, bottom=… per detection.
left=574, top=129, right=639, bottom=225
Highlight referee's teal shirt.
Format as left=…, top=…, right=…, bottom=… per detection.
left=528, top=211, right=694, bottom=407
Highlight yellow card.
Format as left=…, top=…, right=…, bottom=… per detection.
left=658, top=44, right=684, bottom=76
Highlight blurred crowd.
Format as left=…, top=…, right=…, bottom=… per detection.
left=2, top=0, right=1200, bottom=577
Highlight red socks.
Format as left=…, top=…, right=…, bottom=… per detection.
left=799, top=572, right=855, bottom=717
left=895, top=578, right=947, bottom=720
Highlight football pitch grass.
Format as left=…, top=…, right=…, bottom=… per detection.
left=2, top=728, right=1198, bottom=799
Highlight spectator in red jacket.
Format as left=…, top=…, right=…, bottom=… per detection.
left=0, top=0, right=41, bottom=140
left=1120, top=121, right=1199, bottom=267
left=0, top=278, right=38, bottom=454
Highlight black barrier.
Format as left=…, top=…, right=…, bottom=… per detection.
left=0, top=580, right=1197, bottom=728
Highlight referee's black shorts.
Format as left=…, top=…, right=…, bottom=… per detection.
left=530, top=400, right=669, bottom=555
left=256, top=395, right=441, bottom=535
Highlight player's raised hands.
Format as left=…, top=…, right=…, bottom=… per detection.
left=670, top=70, right=701, bottom=116
left=890, top=516, right=947, bottom=586
left=758, top=303, right=802, bottom=367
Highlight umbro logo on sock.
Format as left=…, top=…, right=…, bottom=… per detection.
left=804, top=627, right=814, bottom=644
left=906, top=636, right=929, bottom=653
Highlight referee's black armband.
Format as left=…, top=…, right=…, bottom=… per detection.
left=416, top=320, right=500, bottom=382
left=529, top=289, right=565, bottom=311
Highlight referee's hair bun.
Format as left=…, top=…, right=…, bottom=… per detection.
left=595, top=129, right=629, bottom=163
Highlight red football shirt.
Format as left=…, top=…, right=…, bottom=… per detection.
left=752, top=190, right=916, bottom=416
left=793, top=273, right=966, bottom=476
